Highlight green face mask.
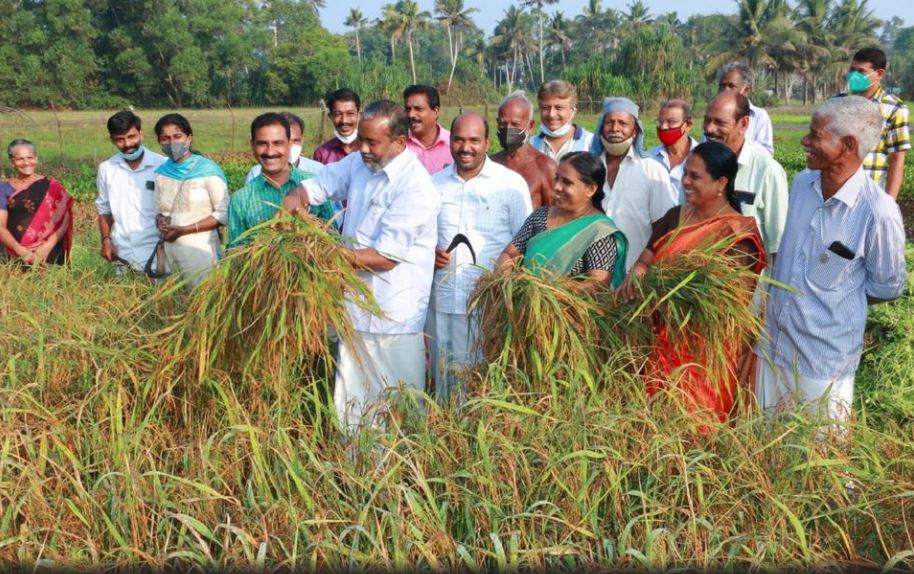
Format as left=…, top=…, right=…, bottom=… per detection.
left=847, top=70, right=873, bottom=94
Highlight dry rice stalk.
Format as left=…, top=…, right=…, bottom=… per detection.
left=469, top=265, right=615, bottom=383
left=157, top=214, right=380, bottom=390
left=600, top=237, right=765, bottom=386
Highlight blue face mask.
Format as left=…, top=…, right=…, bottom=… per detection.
left=847, top=70, right=873, bottom=94
left=119, top=144, right=145, bottom=161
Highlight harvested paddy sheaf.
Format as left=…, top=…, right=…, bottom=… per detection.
left=157, top=215, right=379, bottom=414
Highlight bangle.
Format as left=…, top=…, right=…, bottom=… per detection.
left=101, top=236, right=111, bottom=242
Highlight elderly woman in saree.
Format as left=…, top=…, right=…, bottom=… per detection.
left=618, top=141, right=767, bottom=420
left=497, top=151, right=628, bottom=289
left=0, top=139, right=73, bottom=265
left=153, top=113, right=229, bottom=287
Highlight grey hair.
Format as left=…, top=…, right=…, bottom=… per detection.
left=7, top=138, right=36, bottom=159
left=659, top=98, right=693, bottom=122
left=498, top=90, right=534, bottom=122
left=719, top=61, right=753, bottom=88
left=813, top=96, right=882, bottom=160
left=360, top=99, right=409, bottom=139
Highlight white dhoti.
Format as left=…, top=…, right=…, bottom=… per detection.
left=426, top=308, right=479, bottom=405
left=755, top=358, right=856, bottom=423
left=334, top=331, right=426, bottom=434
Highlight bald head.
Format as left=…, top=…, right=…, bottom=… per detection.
left=451, top=112, right=489, bottom=140
left=450, top=112, right=490, bottom=177
left=703, top=92, right=751, bottom=153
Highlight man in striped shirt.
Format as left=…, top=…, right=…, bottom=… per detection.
left=835, top=47, right=910, bottom=199
left=756, top=96, right=907, bottom=424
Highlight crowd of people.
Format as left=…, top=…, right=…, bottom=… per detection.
left=1, top=47, right=909, bottom=435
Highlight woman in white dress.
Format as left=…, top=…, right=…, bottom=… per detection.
left=153, top=113, right=229, bottom=287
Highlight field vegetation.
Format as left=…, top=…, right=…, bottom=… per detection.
left=0, top=110, right=913, bottom=569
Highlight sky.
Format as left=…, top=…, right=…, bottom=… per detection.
left=320, top=0, right=911, bottom=36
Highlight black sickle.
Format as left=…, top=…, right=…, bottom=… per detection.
left=445, top=233, right=476, bottom=265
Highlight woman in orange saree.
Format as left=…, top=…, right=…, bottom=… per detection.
left=618, top=141, right=766, bottom=420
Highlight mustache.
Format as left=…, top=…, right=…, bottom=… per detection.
left=259, top=154, right=283, bottom=160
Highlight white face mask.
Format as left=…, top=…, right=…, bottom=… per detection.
left=335, top=129, right=358, bottom=145
left=289, top=144, right=303, bottom=165
left=540, top=122, right=574, bottom=138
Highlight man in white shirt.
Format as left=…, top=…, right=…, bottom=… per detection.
left=428, top=113, right=532, bottom=404
left=96, top=110, right=167, bottom=273
left=646, top=99, right=699, bottom=202
left=529, top=80, right=594, bottom=161
left=245, top=111, right=324, bottom=182
left=283, top=100, right=440, bottom=434
left=717, top=62, right=775, bottom=155
left=591, top=97, right=677, bottom=271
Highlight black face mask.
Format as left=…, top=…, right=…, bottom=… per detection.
left=497, top=127, right=527, bottom=153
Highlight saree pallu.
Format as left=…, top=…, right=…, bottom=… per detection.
left=3, top=177, right=73, bottom=265
left=645, top=214, right=766, bottom=421
left=522, top=213, right=628, bottom=288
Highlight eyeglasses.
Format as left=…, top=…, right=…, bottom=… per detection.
left=655, top=121, right=687, bottom=130
left=848, top=66, right=874, bottom=75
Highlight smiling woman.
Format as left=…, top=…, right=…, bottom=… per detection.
left=0, top=139, right=73, bottom=265
left=496, top=151, right=627, bottom=289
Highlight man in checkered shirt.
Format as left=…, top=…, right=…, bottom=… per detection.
left=835, top=47, right=910, bottom=199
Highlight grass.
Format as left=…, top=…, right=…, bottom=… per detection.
left=1, top=111, right=913, bottom=568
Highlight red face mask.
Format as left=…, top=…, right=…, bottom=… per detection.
left=657, top=126, right=685, bottom=146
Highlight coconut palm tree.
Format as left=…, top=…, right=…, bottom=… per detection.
left=622, top=0, right=653, bottom=29
left=435, top=0, right=479, bottom=92
left=391, top=0, right=431, bottom=83
left=519, top=0, right=559, bottom=83
left=491, top=6, right=535, bottom=91
left=378, top=4, right=404, bottom=64
left=547, top=11, right=572, bottom=74
left=344, top=8, right=368, bottom=65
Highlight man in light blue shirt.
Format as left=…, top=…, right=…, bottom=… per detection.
left=756, top=96, right=907, bottom=423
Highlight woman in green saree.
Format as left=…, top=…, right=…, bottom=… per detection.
left=497, top=152, right=627, bottom=289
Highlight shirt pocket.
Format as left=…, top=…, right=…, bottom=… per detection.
left=805, top=248, right=859, bottom=291
left=357, top=200, right=388, bottom=243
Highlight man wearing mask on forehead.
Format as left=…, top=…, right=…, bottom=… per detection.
left=490, top=90, right=557, bottom=208
left=592, top=97, right=677, bottom=272
left=96, top=110, right=167, bottom=274
left=314, top=88, right=362, bottom=165
left=834, top=47, right=910, bottom=200
left=245, top=111, right=325, bottom=183
left=529, top=80, right=593, bottom=161
left=647, top=99, right=699, bottom=203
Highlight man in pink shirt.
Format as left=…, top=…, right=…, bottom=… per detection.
left=314, top=88, right=362, bottom=165
left=404, top=84, right=452, bottom=174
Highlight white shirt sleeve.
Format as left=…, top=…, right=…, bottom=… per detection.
left=95, top=163, right=112, bottom=215
left=649, top=167, right=677, bottom=222
left=303, top=152, right=355, bottom=205
left=205, top=176, right=230, bottom=225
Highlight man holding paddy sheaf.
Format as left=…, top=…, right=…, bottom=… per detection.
left=227, top=113, right=334, bottom=249
left=283, top=100, right=440, bottom=435
left=756, top=96, right=907, bottom=424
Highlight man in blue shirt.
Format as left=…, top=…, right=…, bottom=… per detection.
left=756, top=96, right=907, bottom=424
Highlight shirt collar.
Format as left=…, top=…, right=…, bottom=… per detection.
left=447, top=156, right=497, bottom=182
left=380, top=148, right=414, bottom=180
left=114, top=150, right=159, bottom=170
left=409, top=124, right=450, bottom=150
left=870, top=86, right=886, bottom=102
left=653, top=137, right=697, bottom=160
left=256, top=166, right=304, bottom=191
left=814, top=167, right=865, bottom=208
left=737, top=140, right=755, bottom=166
